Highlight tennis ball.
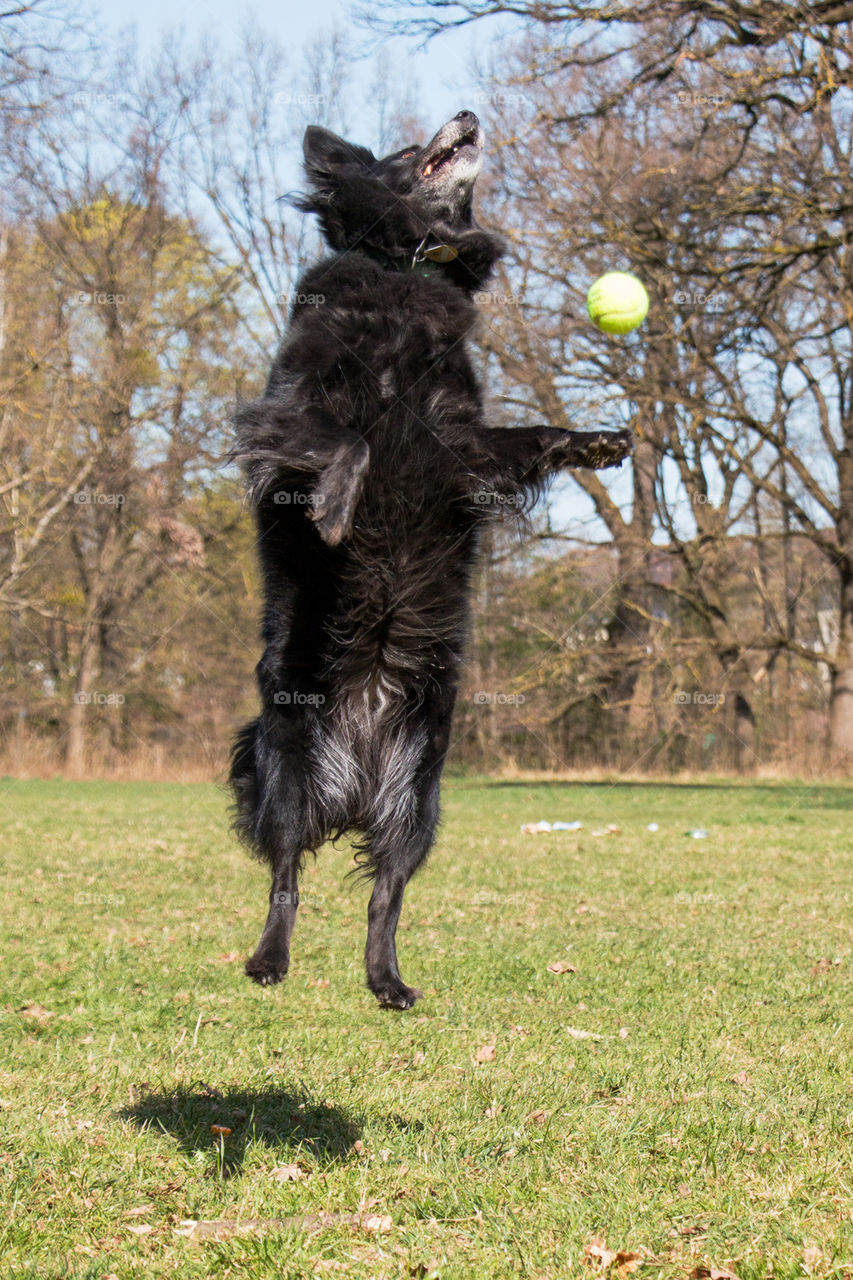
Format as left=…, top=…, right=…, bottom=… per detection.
left=587, top=271, right=649, bottom=335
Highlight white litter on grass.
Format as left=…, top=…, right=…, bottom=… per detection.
left=686, top=828, right=709, bottom=839
left=647, top=822, right=659, bottom=832
left=520, top=819, right=583, bottom=834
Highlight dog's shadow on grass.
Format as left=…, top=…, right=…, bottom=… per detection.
left=121, top=1083, right=366, bottom=1176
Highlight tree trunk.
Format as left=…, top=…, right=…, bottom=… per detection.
left=829, top=557, right=853, bottom=762
left=732, top=693, right=756, bottom=773
left=65, top=619, right=100, bottom=774
left=605, top=434, right=658, bottom=751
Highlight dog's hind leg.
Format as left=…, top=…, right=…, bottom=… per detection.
left=365, top=823, right=435, bottom=1010
left=364, top=709, right=451, bottom=1010
left=231, top=714, right=309, bottom=987
left=245, top=843, right=302, bottom=987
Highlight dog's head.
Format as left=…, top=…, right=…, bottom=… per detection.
left=296, top=111, right=503, bottom=291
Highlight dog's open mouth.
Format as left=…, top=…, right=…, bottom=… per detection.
left=421, top=132, right=479, bottom=178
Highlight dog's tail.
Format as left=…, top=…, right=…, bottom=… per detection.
left=229, top=718, right=261, bottom=853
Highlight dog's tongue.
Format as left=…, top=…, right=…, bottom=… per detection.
left=423, top=138, right=471, bottom=178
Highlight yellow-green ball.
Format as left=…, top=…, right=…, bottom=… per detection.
left=587, top=271, right=649, bottom=335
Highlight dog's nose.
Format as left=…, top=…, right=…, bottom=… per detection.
left=455, top=110, right=479, bottom=126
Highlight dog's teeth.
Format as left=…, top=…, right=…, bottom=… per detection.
left=424, top=162, right=433, bottom=176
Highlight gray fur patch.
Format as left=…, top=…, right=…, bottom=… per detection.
left=306, top=683, right=428, bottom=855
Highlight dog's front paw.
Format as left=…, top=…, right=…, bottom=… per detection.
left=592, top=428, right=634, bottom=467
left=550, top=428, right=634, bottom=471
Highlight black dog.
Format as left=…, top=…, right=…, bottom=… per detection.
left=230, top=111, right=632, bottom=1008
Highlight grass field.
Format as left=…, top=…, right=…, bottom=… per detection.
left=1, top=776, right=851, bottom=1279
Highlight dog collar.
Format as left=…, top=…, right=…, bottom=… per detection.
left=360, top=237, right=458, bottom=277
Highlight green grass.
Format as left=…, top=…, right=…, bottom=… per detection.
left=1, top=776, right=851, bottom=1279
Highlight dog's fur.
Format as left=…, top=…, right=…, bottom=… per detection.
left=230, top=111, right=632, bottom=1008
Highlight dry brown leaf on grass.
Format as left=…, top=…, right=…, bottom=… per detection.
left=810, top=956, right=842, bottom=975
left=730, top=1071, right=752, bottom=1087
left=174, top=1212, right=392, bottom=1242
left=175, top=1218, right=289, bottom=1241
left=475, top=1043, right=496, bottom=1062
left=197, top=1082, right=224, bottom=1100
left=408, top=1259, right=441, bottom=1279
left=690, top=1267, right=742, bottom=1280
left=19, top=1003, right=54, bottom=1025
left=216, top=952, right=241, bottom=962
left=526, top=1109, right=551, bottom=1125
left=547, top=960, right=578, bottom=974
left=566, top=1026, right=609, bottom=1041
left=272, top=1163, right=305, bottom=1182
left=359, top=1212, right=392, bottom=1234
left=124, top=1205, right=154, bottom=1217
left=584, top=1238, right=641, bottom=1274
left=125, top=1223, right=154, bottom=1236
left=803, top=1246, right=825, bottom=1274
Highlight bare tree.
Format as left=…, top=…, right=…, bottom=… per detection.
left=366, top=2, right=853, bottom=764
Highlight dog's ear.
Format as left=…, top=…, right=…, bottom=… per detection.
left=302, top=127, right=375, bottom=181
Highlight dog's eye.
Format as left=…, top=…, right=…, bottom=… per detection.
left=399, top=149, right=417, bottom=159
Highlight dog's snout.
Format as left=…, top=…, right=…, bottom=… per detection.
left=455, top=110, right=478, bottom=125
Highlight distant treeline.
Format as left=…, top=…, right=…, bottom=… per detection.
left=2, top=1, right=852, bottom=776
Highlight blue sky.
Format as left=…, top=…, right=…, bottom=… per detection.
left=98, top=0, right=501, bottom=140
left=93, top=0, right=631, bottom=540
